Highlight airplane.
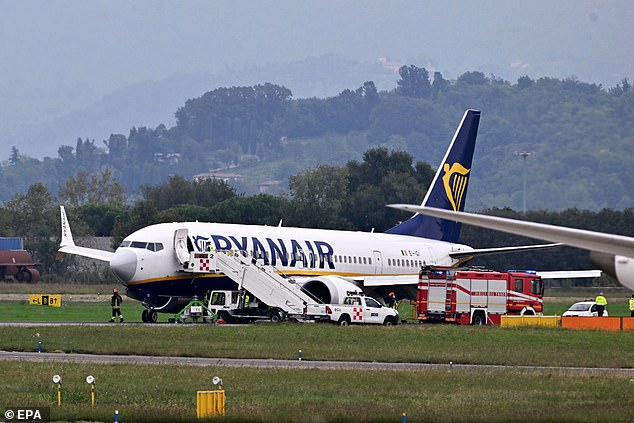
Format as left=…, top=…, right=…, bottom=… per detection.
left=57, top=109, right=558, bottom=321
left=387, top=205, right=634, bottom=291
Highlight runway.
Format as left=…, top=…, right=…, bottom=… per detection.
left=2, top=350, right=633, bottom=375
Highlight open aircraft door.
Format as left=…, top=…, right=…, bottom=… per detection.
left=174, top=228, right=190, bottom=265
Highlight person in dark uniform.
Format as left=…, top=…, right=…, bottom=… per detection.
left=110, top=288, right=124, bottom=323
left=385, top=292, right=396, bottom=308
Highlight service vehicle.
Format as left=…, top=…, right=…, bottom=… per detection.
left=416, top=266, right=543, bottom=325
left=207, top=289, right=330, bottom=323
left=562, top=301, right=608, bottom=317
left=326, top=291, right=400, bottom=326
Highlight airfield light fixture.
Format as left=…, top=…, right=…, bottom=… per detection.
left=52, top=375, right=62, bottom=407
left=212, top=376, right=223, bottom=390
left=86, top=375, right=95, bottom=408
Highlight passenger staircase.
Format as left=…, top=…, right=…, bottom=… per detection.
left=185, top=250, right=323, bottom=316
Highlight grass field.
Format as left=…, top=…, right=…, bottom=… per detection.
left=1, top=295, right=632, bottom=325
left=2, top=285, right=634, bottom=421
left=2, top=361, right=634, bottom=422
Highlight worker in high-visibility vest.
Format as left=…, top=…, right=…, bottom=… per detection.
left=629, top=294, right=634, bottom=317
left=595, top=292, right=607, bottom=317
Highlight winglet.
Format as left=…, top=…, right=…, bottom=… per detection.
left=60, top=206, right=75, bottom=247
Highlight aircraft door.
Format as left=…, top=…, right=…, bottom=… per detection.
left=373, top=250, right=383, bottom=274
left=174, top=228, right=190, bottom=264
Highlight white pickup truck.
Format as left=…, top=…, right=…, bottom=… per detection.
left=326, top=292, right=399, bottom=326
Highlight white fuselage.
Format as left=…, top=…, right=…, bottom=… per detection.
left=110, top=221, right=474, bottom=289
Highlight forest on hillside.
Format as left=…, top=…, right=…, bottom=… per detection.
left=2, top=66, right=634, bottom=211
left=2, top=148, right=631, bottom=286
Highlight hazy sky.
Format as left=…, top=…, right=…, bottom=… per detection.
left=2, top=0, right=633, bottom=131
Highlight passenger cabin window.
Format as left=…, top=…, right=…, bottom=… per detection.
left=531, top=279, right=542, bottom=295
left=514, top=279, right=523, bottom=292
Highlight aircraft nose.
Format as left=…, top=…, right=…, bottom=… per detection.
left=110, top=249, right=137, bottom=282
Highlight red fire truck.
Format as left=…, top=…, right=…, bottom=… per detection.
left=415, top=266, right=543, bottom=325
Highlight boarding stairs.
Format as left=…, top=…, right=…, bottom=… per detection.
left=185, top=250, right=324, bottom=316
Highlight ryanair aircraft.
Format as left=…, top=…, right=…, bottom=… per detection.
left=58, top=110, right=554, bottom=320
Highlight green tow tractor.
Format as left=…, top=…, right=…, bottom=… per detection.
left=169, top=296, right=217, bottom=324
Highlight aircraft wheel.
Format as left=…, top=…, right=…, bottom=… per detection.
left=148, top=310, right=158, bottom=323
left=141, top=309, right=149, bottom=323
left=338, top=315, right=351, bottom=326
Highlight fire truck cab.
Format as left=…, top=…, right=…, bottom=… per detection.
left=416, top=266, right=543, bottom=325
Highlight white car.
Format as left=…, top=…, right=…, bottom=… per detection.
left=562, top=301, right=608, bottom=317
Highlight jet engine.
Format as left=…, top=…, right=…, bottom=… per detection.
left=590, top=251, right=634, bottom=291
left=296, top=276, right=363, bottom=304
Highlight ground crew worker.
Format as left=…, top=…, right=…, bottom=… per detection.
left=110, top=288, right=124, bottom=323
left=629, top=294, right=634, bottom=317
left=595, top=292, right=607, bottom=317
left=385, top=292, right=396, bottom=308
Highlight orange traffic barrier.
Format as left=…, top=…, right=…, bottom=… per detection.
left=622, top=317, right=634, bottom=331
left=561, top=316, right=621, bottom=331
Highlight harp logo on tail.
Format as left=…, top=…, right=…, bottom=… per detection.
left=442, top=162, right=470, bottom=211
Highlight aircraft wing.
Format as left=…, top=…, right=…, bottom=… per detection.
left=389, top=204, right=634, bottom=259
left=450, top=243, right=561, bottom=259
left=58, top=206, right=114, bottom=263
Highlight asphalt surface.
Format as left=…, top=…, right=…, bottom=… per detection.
left=1, top=350, right=633, bottom=375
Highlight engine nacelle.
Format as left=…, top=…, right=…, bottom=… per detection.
left=296, top=276, right=362, bottom=304
left=590, top=252, right=634, bottom=291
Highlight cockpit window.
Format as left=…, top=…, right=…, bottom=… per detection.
left=146, top=243, right=164, bottom=252
left=121, top=240, right=164, bottom=252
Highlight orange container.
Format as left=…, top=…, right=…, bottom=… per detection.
left=622, top=317, right=634, bottom=331
left=561, top=316, right=621, bottom=331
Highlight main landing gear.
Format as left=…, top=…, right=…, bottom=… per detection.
left=141, top=308, right=158, bottom=323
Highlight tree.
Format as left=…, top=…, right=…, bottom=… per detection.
left=396, top=65, right=431, bottom=98
left=58, top=168, right=126, bottom=207
left=431, top=72, right=449, bottom=99
left=288, top=165, right=350, bottom=229
left=457, top=71, right=488, bottom=85
left=140, top=175, right=235, bottom=210
left=210, top=194, right=291, bottom=225
left=9, top=146, right=20, bottom=165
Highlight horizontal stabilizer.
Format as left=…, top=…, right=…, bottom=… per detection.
left=537, top=270, right=602, bottom=279
left=58, top=245, right=114, bottom=263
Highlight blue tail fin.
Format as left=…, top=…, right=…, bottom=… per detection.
left=385, top=109, right=480, bottom=242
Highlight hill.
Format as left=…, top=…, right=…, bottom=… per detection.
left=2, top=68, right=634, bottom=212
